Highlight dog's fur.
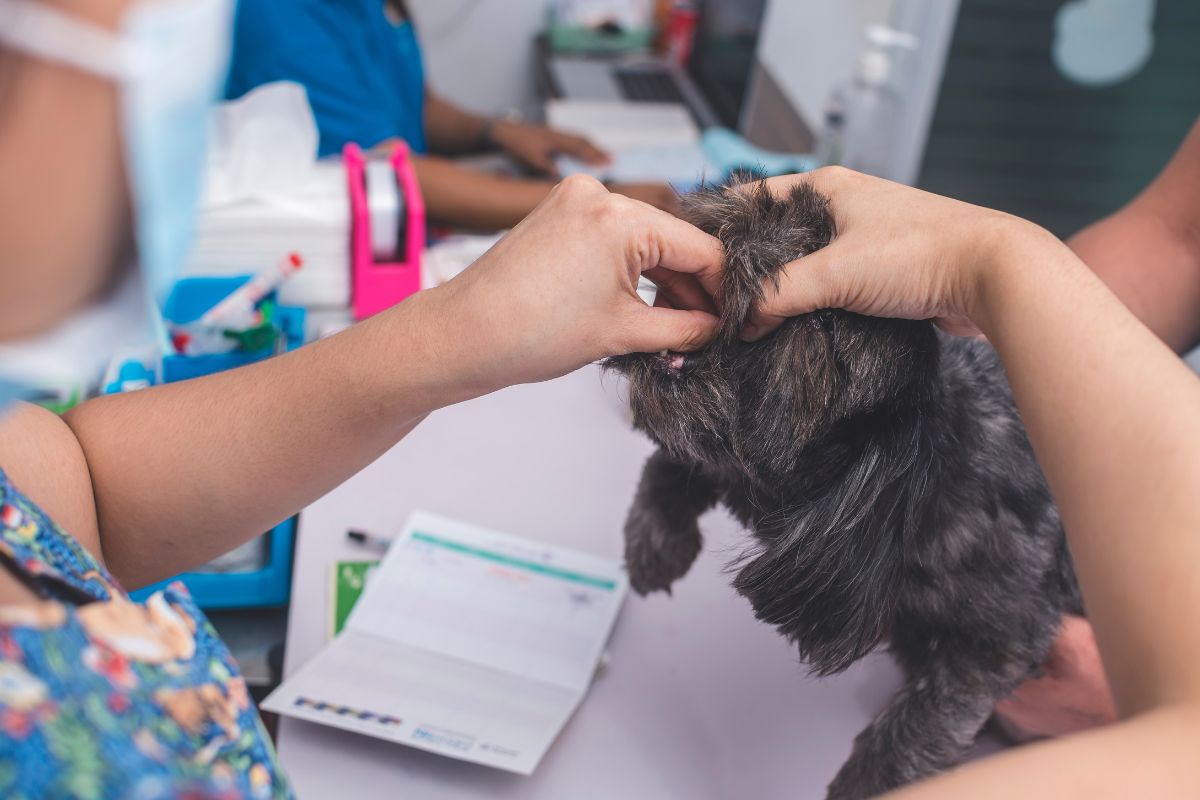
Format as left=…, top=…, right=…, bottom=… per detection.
left=605, top=177, right=1082, bottom=799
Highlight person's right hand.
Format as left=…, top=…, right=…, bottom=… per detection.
left=411, top=174, right=720, bottom=400
left=741, top=167, right=1061, bottom=341
left=608, top=182, right=681, bottom=216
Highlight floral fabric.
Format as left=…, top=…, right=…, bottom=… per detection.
left=0, top=470, right=292, bottom=799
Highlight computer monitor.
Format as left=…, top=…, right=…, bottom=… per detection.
left=687, top=0, right=769, bottom=130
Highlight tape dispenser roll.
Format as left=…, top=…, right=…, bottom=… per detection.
left=364, top=158, right=407, bottom=261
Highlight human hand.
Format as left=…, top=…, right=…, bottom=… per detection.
left=608, top=182, right=681, bottom=216
left=741, top=167, right=1059, bottom=341
left=994, top=615, right=1117, bottom=740
left=418, top=175, right=720, bottom=396
left=490, top=119, right=610, bottom=176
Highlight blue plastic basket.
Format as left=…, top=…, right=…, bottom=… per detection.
left=160, top=275, right=306, bottom=381
left=114, top=275, right=306, bottom=609
left=130, top=518, right=297, bottom=609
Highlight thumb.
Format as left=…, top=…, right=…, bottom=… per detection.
left=620, top=305, right=719, bottom=355
left=741, top=245, right=840, bottom=342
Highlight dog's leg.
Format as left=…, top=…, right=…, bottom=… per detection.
left=624, top=449, right=718, bottom=595
left=825, top=646, right=1032, bottom=800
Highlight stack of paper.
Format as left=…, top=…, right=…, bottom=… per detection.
left=182, top=161, right=352, bottom=310
left=263, top=512, right=628, bottom=775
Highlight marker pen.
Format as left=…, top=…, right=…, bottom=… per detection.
left=347, top=528, right=391, bottom=554
left=200, top=252, right=303, bottom=329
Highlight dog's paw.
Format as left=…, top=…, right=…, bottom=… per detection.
left=623, top=506, right=703, bottom=596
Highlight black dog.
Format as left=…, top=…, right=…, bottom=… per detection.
left=605, top=177, right=1081, bottom=799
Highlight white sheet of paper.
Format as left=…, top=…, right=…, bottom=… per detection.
left=262, top=511, right=628, bottom=775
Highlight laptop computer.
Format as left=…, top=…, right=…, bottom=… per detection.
left=547, top=0, right=768, bottom=132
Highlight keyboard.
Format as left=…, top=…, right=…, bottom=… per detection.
left=615, top=67, right=687, bottom=104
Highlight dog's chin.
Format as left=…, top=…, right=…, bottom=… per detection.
left=606, top=349, right=704, bottom=378
left=604, top=350, right=737, bottom=466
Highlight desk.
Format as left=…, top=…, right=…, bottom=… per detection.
left=276, top=365, right=907, bottom=799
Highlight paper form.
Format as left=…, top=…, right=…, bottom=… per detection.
left=262, top=511, right=628, bottom=775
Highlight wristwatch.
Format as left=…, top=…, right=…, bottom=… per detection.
left=478, top=109, right=525, bottom=150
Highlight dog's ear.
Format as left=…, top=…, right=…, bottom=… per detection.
left=828, top=315, right=941, bottom=419
left=681, top=178, right=836, bottom=340
left=678, top=170, right=765, bottom=237
left=731, top=312, right=940, bottom=479
left=730, top=419, right=932, bottom=676
left=732, top=315, right=839, bottom=476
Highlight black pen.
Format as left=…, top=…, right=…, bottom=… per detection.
left=346, top=528, right=391, bottom=554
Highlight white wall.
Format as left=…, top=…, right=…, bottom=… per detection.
left=412, top=0, right=897, bottom=121
left=409, top=0, right=941, bottom=153
left=757, top=0, right=894, bottom=128
left=408, top=0, right=549, bottom=116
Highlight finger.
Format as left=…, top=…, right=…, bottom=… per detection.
left=759, top=166, right=854, bottom=201
left=632, top=204, right=724, bottom=297
left=741, top=246, right=840, bottom=342
left=934, top=317, right=982, bottom=338
left=552, top=130, right=611, bottom=165
left=571, top=135, right=611, bottom=166
left=643, top=267, right=718, bottom=314
left=621, top=304, right=719, bottom=354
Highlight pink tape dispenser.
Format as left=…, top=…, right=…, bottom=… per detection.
left=344, top=141, right=426, bottom=320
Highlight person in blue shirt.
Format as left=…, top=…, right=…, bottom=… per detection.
left=226, top=0, right=679, bottom=229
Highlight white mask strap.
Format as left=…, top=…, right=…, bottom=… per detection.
left=0, top=0, right=141, bottom=81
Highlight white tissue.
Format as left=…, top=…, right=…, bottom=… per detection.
left=185, top=82, right=352, bottom=313
left=204, top=82, right=319, bottom=208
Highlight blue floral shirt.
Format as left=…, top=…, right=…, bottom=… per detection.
left=0, top=470, right=292, bottom=799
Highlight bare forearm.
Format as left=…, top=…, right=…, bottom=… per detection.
left=978, top=226, right=1200, bottom=713
left=1070, top=118, right=1200, bottom=353
left=423, top=92, right=489, bottom=155
left=1069, top=206, right=1200, bottom=352
left=412, top=154, right=550, bottom=229
left=891, top=705, right=1200, bottom=798
left=63, top=289, right=471, bottom=588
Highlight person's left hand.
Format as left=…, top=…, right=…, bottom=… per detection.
left=411, top=174, right=721, bottom=400
left=489, top=119, right=610, bottom=176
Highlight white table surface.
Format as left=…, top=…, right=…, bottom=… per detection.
left=276, top=364, right=909, bottom=799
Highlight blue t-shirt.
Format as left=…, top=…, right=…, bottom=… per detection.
left=226, top=0, right=427, bottom=158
